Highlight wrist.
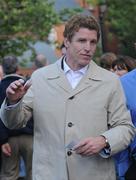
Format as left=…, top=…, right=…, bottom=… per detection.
left=6, top=98, right=19, bottom=105
left=100, top=135, right=110, bottom=149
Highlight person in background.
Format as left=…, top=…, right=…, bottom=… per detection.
left=25, top=54, right=48, bottom=80
left=0, top=55, right=33, bottom=180
left=33, top=54, right=48, bottom=70
left=121, top=72, right=136, bottom=180
left=112, top=55, right=136, bottom=77
left=0, top=14, right=135, bottom=180
left=99, top=53, right=136, bottom=179
left=99, top=52, right=117, bottom=71
left=100, top=53, right=136, bottom=179
left=115, top=64, right=136, bottom=180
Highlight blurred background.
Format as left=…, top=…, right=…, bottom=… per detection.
left=0, top=0, right=136, bottom=77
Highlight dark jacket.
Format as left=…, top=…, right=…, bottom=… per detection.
left=0, top=74, right=33, bottom=146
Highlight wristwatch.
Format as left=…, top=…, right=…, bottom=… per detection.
left=101, top=135, right=110, bottom=149
left=105, top=138, right=110, bottom=149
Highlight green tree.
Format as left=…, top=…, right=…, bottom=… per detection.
left=87, top=0, right=136, bottom=58
left=106, top=0, right=136, bottom=57
left=0, top=0, right=60, bottom=65
left=58, top=7, right=83, bottom=21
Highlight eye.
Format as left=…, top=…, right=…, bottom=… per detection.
left=90, top=40, right=97, bottom=45
left=78, top=39, right=86, bottom=43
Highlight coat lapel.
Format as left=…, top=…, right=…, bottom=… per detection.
left=69, top=61, right=103, bottom=97
left=46, top=58, right=72, bottom=93
left=46, top=58, right=103, bottom=95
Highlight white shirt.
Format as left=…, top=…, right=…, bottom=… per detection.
left=63, top=60, right=88, bottom=89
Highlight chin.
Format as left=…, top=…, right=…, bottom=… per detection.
left=82, top=58, right=91, bottom=65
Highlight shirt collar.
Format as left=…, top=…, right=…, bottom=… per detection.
left=63, top=58, right=88, bottom=75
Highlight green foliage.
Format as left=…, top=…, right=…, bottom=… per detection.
left=106, top=0, right=136, bottom=57
left=59, top=7, right=83, bottom=21
left=87, top=0, right=136, bottom=57
left=86, top=0, right=98, bottom=6
left=86, top=0, right=106, bottom=6
left=0, top=0, right=60, bottom=65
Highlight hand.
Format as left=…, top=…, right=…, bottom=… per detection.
left=1, top=143, right=12, bottom=156
left=6, top=79, right=31, bottom=104
left=73, top=136, right=106, bottom=156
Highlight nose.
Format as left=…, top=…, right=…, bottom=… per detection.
left=83, top=42, right=91, bottom=51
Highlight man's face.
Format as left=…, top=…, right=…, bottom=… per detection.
left=64, top=28, right=98, bottom=70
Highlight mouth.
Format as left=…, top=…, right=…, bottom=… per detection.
left=81, top=54, right=91, bottom=59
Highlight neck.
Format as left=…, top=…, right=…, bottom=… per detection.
left=65, top=58, right=84, bottom=71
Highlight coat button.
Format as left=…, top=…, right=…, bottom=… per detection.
left=69, top=96, right=75, bottom=100
left=68, top=122, right=73, bottom=127
left=67, top=150, right=72, bottom=156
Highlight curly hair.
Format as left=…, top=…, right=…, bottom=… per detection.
left=63, top=14, right=100, bottom=42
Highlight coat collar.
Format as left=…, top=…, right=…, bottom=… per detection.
left=46, top=57, right=103, bottom=81
left=45, top=57, right=104, bottom=94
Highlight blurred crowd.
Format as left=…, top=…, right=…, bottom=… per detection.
left=0, top=54, right=47, bottom=180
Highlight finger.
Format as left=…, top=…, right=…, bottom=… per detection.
left=82, top=145, right=100, bottom=155
left=2, top=149, right=9, bottom=156
left=75, top=144, right=90, bottom=154
left=73, top=141, right=87, bottom=150
left=6, top=86, right=16, bottom=95
left=82, top=151, right=95, bottom=156
left=2, top=146, right=11, bottom=156
left=24, top=79, right=32, bottom=91
left=14, top=79, right=25, bottom=87
left=9, top=80, right=24, bottom=90
left=5, top=150, right=11, bottom=156
left=10, top=82, right=18, bottom=89
left=80, top=148, right=94, bottom=156
left=18, top=78, right=25, bottom=85
left=7, top=144, right=11, bottom=153
left=6, top=144, right=11, bottom=156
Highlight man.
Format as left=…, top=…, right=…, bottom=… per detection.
left=33, top=54, right=48, bottom=70
left=0, top=55, right=33, bottom=180
left=99, top=52, right=117, bottom=71
left=0, top=15, right=135, bottom=180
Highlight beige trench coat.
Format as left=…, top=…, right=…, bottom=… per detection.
left=1, top=59, right=135, bottom=180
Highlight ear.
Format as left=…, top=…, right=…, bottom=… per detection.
left=64, top=38, right=70, bottom=49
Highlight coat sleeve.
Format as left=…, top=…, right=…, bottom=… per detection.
left=102, top=78, right=136, bottom=155
left=0, top=83, right=33, bottom=130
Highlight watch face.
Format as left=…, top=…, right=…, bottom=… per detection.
left=105, top=139, right=110, bottom=149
